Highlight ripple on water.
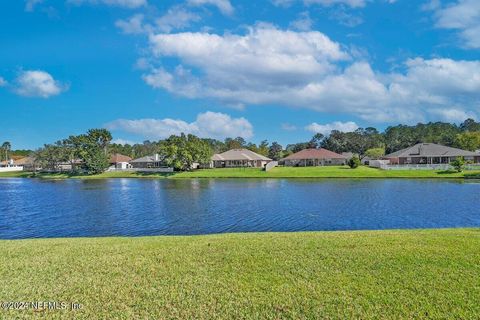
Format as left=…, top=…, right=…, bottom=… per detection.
left=0, top=178, right=479, bottom=239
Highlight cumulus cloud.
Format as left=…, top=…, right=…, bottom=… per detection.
left=115, top=7, right=201, bottom=35
left=115, top=14, right=146, bottom=34
left=105, top=111, right=253, bottom=140
left=67, top=0, right=147, bottom=8
left=187, top=0, right=234, bottom=15
left=431, top=0, right=480, bottom=49
left=146, top=25, right=349, bottom=92
left=305, top=121, right=359, bottom=134
left=0, top=77, right=6, bottom=87
left=111, top=138, right=137, bottom=145
left=428, top=108, right=477, bottom=123
left=305, top=0, right=367, bottom=8
left=155, top=7, right=201, bottom=33
left=329, top=7, right=364, bottom=27
left=290, top=11, right=314, bottom=31
left=14, top=70, right=67, bottom=98
left=140, top=25, right=480, bottom=123
left=272, top=0, right=367, bottom=7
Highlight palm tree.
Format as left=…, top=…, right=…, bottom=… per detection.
left=1, top=141, right=11, bottom=162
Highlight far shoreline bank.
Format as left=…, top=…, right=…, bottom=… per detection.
left=1, top=166, right=480, bottom=180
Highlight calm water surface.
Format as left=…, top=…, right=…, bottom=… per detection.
left=1, top=178, right=479, bottom=239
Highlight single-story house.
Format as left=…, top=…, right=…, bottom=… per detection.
left=0, top=157, right=41, bottom=171
left=14, top=156, right=40, bottom=171
left=211, top=149, right=272, bottom=168
left=280, top=148, right=347, bottom=166
left=110, top=153, right=132, bottom=170
left=0, top=159, right=15, bottom=167
left=382, top=143, right=480, bottom=165
left=0, top=158, right=25, bottom=172
left=130, top=154, right=167, bottom=169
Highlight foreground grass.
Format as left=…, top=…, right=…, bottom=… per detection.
left=1, top=166, right=480, bottom=179
left=0, top=229, right=479, bottom=319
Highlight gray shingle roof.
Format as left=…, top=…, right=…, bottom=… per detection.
left=384, top=143, right=478, bottom=158
left=212, top=149, right=271, bottom=161
left=130, top=154, right=164, bottom=163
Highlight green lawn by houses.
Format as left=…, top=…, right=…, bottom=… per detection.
left=1, top=166, right=480, bottom=179
left=174, top=166, right=480, bottom=179
left=1, top=229, right=479, bottom=319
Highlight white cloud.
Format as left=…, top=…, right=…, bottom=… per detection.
left=14, top=70, right=67, bottom=98
left=25, top=0, right=43, bottom=11
left=428, top=108, right=477, bottom=123
left=105, top=111, right=253, bottom=140
left=431, top=0, right=480, bottom=49
left=115, top=7, right=201, bottom=35
left=111, top=138, right=137, bottom=145
left=272, top=0, right=367, bottom=7
left=290, top=11, right=314, bottom=31
left=281, top=123, right=297, bottom=131
left=0, top=77, right=6, bottom=87
left=271, top=0, right=295, bottom=7
left=115, top=14, right=146, bottom=34
left=272, top=0, right=398, bottom=8
left=305, top=121, right=359, bottom=134
left=329, top=7, right=364, bottom=27
left=155, top=7, right=201, bottom=33
left=67, top=0, right=147, bottom=8
left=305, top=0, right=367, bottom=8
left=187, top=0, right=234, bottom=15
left=147, top=24, right=349, bottom=92
left=140, top=24, right=480, bottom=123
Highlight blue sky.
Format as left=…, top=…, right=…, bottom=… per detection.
left=1, top=0, right=479, bottom=149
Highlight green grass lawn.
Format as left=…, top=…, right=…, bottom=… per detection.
left=174, top=166, right=480, bottom=179
left=1, top=166, right=480, bottom=179
left=1, top=229, right=479, bottom=319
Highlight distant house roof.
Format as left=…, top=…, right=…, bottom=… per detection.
left=212, top=149, right=271, bottom=161
left=282, top=148, right=347, bottom=161
left=14, top=157, right=35, bottom=165
left=341, top=152, right=355, bottom=159
left=0, top=157, right=34, bottom=166
left=384, top=143, right=478, bottom=158
left=130, top=154, right=164, bottom=163
left=110, top=153, right=132, bottom=163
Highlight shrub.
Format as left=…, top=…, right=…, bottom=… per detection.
left=450, top=157, right=465, bottom=173
left=348, top=156, right=361, bottom=169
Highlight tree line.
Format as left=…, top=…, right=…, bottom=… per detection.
left=3, top=118, right=480, bottom=174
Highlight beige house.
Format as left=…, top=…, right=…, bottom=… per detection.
left=109, top=153, right=133, bottom=170
left=211, top=149, right=272, bottom=168
left=383, top=143, right=480, bottom=165
left=281, top=148, right=347, bottom=166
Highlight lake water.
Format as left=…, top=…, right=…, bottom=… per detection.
left=1, top=178, right=479, bottom=239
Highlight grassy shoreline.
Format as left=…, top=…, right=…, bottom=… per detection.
left=1, top=166, right=480, bottom=179
left=1, top=228, right=479, bottom=318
